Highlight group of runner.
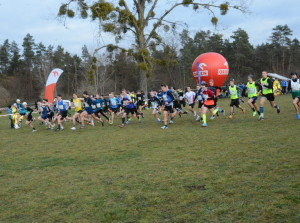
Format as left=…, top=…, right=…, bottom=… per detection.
left=7, top=71, right=300, bottom=131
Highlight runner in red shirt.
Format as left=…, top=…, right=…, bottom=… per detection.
left=200, top=81, right=219, bottom=127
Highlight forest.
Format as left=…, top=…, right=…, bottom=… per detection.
left=0, top=24, right=299, bottom=105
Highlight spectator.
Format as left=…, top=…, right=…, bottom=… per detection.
left=281, top=80, right=287, bottom=94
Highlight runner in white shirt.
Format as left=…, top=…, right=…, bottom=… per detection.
left=184, top=87, right=197, bottom=116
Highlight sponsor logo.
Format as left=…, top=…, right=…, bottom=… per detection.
left=53, top=71, right=59, bottom=77
left=198, top=63, right=207, bottom=70
left=218, top=69, right=229, bottom=75
left=193, top=71, right=208, bottom=77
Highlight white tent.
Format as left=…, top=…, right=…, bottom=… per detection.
left=268, top=73, right=290, bottom=81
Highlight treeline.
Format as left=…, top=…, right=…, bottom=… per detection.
left=0, top=24, right=299, bottom=105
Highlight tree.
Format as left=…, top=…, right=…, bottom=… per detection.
left=58, top=0, right=247, bottom=92
left=8, top=41, right=21, bottom=76
left=228, top=28, right=254, bottom=79
left=22, top=33, right=36, bottom=98
left=0, top=39, right=10, bottom=74
left=270, top=24, right=292, bottom=74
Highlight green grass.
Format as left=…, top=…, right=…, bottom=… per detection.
left=0, top=95, right=299, bottom=223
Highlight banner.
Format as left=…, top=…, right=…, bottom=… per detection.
left=44, top=68, right=64, bottom=103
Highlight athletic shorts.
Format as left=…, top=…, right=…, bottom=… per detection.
left=230, top=99, right=240, bottom=107
left=204, top=104, right=215, bottom=109
left=110, top=107, right=119, bottom=114
left=249, top=96, right=258, bottom=104
left=137, top=100, right=145, bottom=106
left=85, top=108, right=94, bottom=115
left=262, top=93, right=275, bottom=102
left=125, top=107, right=137, bottom=115
left=173, top=100, right=181, bottom=109
left=164, top=105, right=174, bottom=113
left=75, top=110, right=83, bottom=114
left=189, top=103, right=195, bottom=108
left=59, top=110, right=68, bottom=118
left=41, top=114, right=48, bottom=120
left=27, top=114, right=33, bottom=122
left=93, top=109, right=101, bottom=115
left=198, top=101, right=204, bottom=109
left=102, top=107, right=108, bottom=113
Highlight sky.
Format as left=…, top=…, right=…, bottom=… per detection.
left=0, top=0, right=299, bottom=55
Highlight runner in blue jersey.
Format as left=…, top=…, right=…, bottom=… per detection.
left=118, top=89, right=140, bottom=128
left=55, top=95, right=68, bottom=131
left=37, top=99, right=55, bottom=129
left=93, top=94, right=110, bottom=122
left=108, top=92, right=121, bottom=124
left=80, top=91, right=99, bottom=128
left=161, top=84, right=177, bottom=129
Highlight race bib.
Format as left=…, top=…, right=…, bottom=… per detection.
left=74, top=102, right=78, bottom=108
left=96, top=103, right=101, bottom=108
left=248, top=88, right=255, bottom=94
left=58, top=105, right=64, bottom=109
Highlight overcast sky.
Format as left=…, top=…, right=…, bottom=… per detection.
left=0, top=0, right=299, bottom=55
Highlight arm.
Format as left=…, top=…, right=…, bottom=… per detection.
left=241, top=87, right=247, bottom=97
left=287, top=80, right=291, bottom=91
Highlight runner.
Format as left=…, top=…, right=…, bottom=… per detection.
left=184, top=87, right=196, bottom=116
left=119, top=89, right=139, bottom=128
left=70, top=93, right=84, bottom=130
left=200, top=81, right=219, bottom=127
left=287, top=72, right=300, bottom=119
left=208, top=79, right=225, bottom=117
left=136, top=90, right=146, bottom=118
left=108, top=92, right=121, bottom=124
left=195, top=84, right=204, bottom=121
left=242, top=75, right=261, bottom=117
left=160, top=84, right=177, bottom=129
left=148, top=90, right=161, bottom=122
left=19, top=102, right=37, bottom=132
left=54, top=95, right=68, bottom=131
left=93, top=94, right=110, bottom=122
left=228, top=79, right=246, bottom=119
left=258, top=71, right=280, bottom=120
left=37, top=99, right=55, bottom=129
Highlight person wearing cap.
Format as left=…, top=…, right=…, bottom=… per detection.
left=228, top=79, right=245, bottom=119
left=287, top=72, right=300, bottom=119
left=11, top=103, right=19, bottom=129
left=200, top=81, right=219, bottom=127
left=242, top=75, right=262, bottom=117
left=20, top=102, right=37, bottom=132
left=258, top=71, right=280, bottom=120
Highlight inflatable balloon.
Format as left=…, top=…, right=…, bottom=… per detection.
left=192, top=52, right=229, bottom=87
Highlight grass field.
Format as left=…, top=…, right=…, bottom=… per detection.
left=0, top=95, right=299, bottom=223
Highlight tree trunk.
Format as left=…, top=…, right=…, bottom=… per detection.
left=139, top=69, right=147, bottom=93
